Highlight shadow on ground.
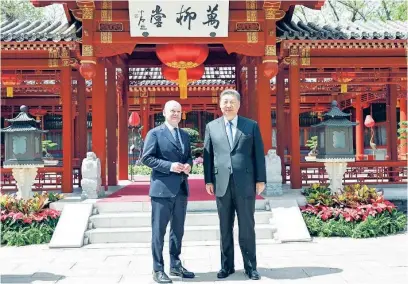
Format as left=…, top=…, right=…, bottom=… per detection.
left=1, top=272, right=65, bottom=283
left=177, top=266, right=343, bottom=282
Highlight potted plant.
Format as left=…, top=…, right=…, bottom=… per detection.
left=42, top=140, right=59, bottom=166
left=305, top=135, right=318, bottom=161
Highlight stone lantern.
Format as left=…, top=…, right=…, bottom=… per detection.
left=311, top=101, right=357, bottom=194
left=1, top=105, right=46, bottom=199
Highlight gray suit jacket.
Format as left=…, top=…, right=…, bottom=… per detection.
left=203, top=116, right=266, bottom=197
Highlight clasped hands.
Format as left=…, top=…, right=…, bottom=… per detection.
left=171, top=162, right=191, bottom=174
left=206, top=182, right=265, bottom=195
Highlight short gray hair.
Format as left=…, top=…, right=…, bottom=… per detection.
left=220, top=89, right=240, bottom=102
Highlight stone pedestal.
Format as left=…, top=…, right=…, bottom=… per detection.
left=264, top=149, right=283, bottom=196
left=7, top=166, right=41, bottom=200
left=317, top=158, right=354, bottom=194
left=81, top=152, right=105, bottom=199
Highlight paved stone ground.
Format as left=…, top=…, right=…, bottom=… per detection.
left=1, top=234, right=407, bottom=284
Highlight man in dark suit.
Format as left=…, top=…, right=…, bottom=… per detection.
left=141, top=100, right=195, bottom=283
left=203, top=89, right=266, bottom=280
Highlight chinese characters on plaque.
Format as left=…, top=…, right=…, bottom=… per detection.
left=128, top=0, right=229, bottom=37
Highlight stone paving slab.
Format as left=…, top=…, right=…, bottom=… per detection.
left=1, top=233, right=407, bottom=284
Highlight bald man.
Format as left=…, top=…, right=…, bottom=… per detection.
left=141, top=100, right=195, bottom=283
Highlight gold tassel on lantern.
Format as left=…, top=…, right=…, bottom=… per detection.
left=6, top=87, right=13, bottom=97
left=178, top=68, right=188, bottom=99
left=341, top=84, right=347, bottom=93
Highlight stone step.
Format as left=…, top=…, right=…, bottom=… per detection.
left=89, top=211, right=273, bottom=228
left=85, top=224, right=277, bottom=244
left=94, top=200, right=269, bottom=213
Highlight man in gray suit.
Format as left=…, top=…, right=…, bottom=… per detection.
left=203, top=89, right=266, bottom=280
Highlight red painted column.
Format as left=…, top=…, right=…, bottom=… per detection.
left=276, top=72, right=286, bottom=183
left=387, top=84, right=398, bottom=161
left=118, top=67, right=129, bottom=180
left=77, top=76, right=87, bottom=162
left=289, top=53, right=301, bottom=189
left=247, top=64, right=256, bottom=120
left=399, top=98, right=407, bottom=159
left=141, top=95, right=149, bottom=139
left=354, top=95, right=364, bottom=160
left=256, top=63, right=272, bottom=153
left=107, top=67, right=118, bottom=186
left=61, top=67, right=73, bottom=193
left=92, top=59, right=107, bottom=187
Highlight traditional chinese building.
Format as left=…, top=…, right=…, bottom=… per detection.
left=1, top=0, right=407, bottom=193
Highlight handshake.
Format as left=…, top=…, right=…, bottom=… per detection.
left=171, top=162, right=191, bottom=174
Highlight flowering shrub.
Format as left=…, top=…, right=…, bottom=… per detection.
left=1, top=192, right=63, bottom=246
left=193, top=157, right=203, bottom=165
left=300, top=183, right=407, bottom=238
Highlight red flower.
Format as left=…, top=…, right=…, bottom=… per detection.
left=22, top=216, right=33, bottom=224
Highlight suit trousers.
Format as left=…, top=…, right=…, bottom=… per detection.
left=151, top=181, right=188, bottom=272
left=216, top=175, right=257, bottom=272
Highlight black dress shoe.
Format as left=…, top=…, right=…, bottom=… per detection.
left=217, top=268, right=235, bottom=279
left=153, top=271, right=172, bottom=283
left=245, top=269, right=261, bottom=280
left=169, top=266, right=195, bottom=278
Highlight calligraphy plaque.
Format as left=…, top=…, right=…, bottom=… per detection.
left=128, top=0, right=229, bottom=37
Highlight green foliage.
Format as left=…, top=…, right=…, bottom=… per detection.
left=129, top=165, right=152, bottom=175
left=129, top=164, right=203, bottom=175
left=0, top=0, right=44, bottom=22
left=306, top=136, right=318, bottom=153
left=1, top=192, right=62, bottom=246
left=182, top=128, right=200, bottom=143
left=398, top=121, right=407, bottom=147
left=301, top=183, right=407, bottom=238
left=42, top=140, right=58, bottom=158
left=303, top=210, right=407, bottom=238
left=302, top=184, right=333, bottom=206
left=191, top=164, right=204, bottom=175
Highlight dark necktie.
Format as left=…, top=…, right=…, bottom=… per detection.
left=227, top=121, right=233, bottom=148
left=173, top=128, right=182, bottom=150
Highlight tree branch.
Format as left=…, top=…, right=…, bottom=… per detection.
left=327, top=0, right=340, bottom=22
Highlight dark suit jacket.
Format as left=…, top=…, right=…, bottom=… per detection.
left=141, top=124, right=193, bottom=198
left=203, top=116, right=266, bottom=197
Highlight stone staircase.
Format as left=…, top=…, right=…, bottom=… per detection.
left=83, top=200, right=277, bottom=245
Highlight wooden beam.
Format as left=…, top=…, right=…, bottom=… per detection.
left=309, top=57, right=406, bottom=68
left=1, top=59, right=64, bottom=70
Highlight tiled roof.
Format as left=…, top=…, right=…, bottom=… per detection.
left=277, top=20, right=407, bottom=40
left=129, top=66, right=235, bottom=86
left=0, top=19, right=81, bottom=42
left=312, top=118, right=356, bottom=127
left=1, top=124, right=44, bottom=133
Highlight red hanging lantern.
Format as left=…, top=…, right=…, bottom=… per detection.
left=128, top=112, right=141, bottom=127
left=29, top=108, right=48, bottom=121
left=364, top=115, right=375, bottom=128
left=79, top=60, right=97, bottom=80
left=161, top=65, right=205, bottom=99
left=156, top=44, right=209, bottom=99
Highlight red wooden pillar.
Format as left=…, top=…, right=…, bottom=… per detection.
left=92, top=59, right=107, bottom=187
left=289, top=52, right=301, bottom=189
left=77, top=76, right=87, bottom=162
left=256, top=63, right=272, bottom=153
left=118, top=67, right=129, bottom=180
left=276, top=72, right=286, bottom=183
left=399, top=98, right=407, bottom=159
left=354, top=95, right=364, bottom=160
left=387, top=84, right=398, bottom=161
left=141, top=95, right=149, bottom=138
left=61, top=67, right=73, bottom=193
left=106, top=67, right=118, bottom=186
left=247, top=64, right=256, bottom=120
